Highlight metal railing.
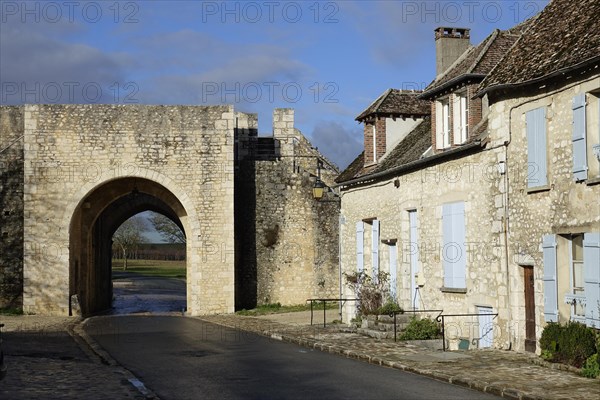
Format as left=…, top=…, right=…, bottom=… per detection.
left=306, top=298, right=358, bottom=327
left=436, top=313, right=499, bottom=351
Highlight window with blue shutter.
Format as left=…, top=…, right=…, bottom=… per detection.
left=389, top=244, right=398, bottom=301
left=572, top=94, right=588, bottom=181
left=356, top=222, right=364, bottom=273
left=542, top=234, right=558, bottom=322
left=526, top=107, right=548, bottom=188
left=442, top=202, right=466, bottom=288
left=372, top=220, right=380, bottom=282
left=583, top=233, right=600, bottom=328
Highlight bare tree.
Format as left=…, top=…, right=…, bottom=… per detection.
left=148, top=212, right=186, bottom=244
left=112, top=215, right=148, bottom=270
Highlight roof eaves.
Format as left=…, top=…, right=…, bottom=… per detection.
left=355, top=88, right=392, bottom=121
left=335, top=140, right=484, bottom=188
left=476, top=55, right=600, bottom=99
left=420, top=74, right=486, bottom=100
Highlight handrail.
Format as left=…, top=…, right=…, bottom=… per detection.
left=436, top=313, right=499, bottom=351
left=389, top=309, right=443, bottom=342
left=306, top=298, right=358, bottom=328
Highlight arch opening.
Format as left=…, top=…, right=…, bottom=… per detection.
left=69, top=178, right=189, bottom=316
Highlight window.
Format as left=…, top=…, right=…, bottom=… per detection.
left=453, top=93, right=468, bottom=144
left=585, top=92, right=600, bottom=179
left=570, top=235, right=585, bottom=321
left=436, top=98, right=451, bottom=149
left=526, top=107, right=548, bottom=188
left=442, top=202, right=466, bottom=289
left=543, top=232, right=600, bottom=328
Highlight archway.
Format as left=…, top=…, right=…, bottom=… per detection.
left=69, top=177, right=189, bottom=316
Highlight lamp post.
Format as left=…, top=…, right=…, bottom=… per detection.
left=312, top=159, right=325, bottom=200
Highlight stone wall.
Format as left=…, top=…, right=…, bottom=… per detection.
left=236, top=109, right=340, bottom=308
left=13, top=104, right=235, bottom=316
left=0, top=106, right=25, bottom=309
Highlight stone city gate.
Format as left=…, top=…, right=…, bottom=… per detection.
left=1, top=104, right=236, bottom=316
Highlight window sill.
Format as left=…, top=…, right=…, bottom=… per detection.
left=441, top=287, right=467, bottom=294
left=527, top=185, right=551, bottom=194
left=585, top=177, right=600, bottom=186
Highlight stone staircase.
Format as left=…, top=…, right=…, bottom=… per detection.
left=356, top=313, right=413, bottom=340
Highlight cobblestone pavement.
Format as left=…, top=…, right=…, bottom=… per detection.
left=200, top=313, right=600, bottom=400
left=0, top=316, right=149, bottom=400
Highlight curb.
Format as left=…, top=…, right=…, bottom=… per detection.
left=200, top=317, right=537, bottom=400
left=69, top=318, right=160, bottom=400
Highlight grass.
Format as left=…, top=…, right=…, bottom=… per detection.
left=0, top=307, right=24, bottom=316
left=236, top=302, right=338, bottom=316
left=112, top=259, right=186, bottom=279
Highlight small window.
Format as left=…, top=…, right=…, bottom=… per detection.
left=453, top=93, right=468, bottom=144
left=571, top=234, right=585, bottom=318
left=436, top=98, right=451, bottom=149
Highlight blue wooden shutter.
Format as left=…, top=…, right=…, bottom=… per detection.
left=372, top=220, right=380, bottom=282
left=526, top=107, right=548, bottom=187
left=452, top=202, right=466, bottom=288
left=356, top=222, right=364, bottom=273
left=572, top=94, right=588, bottom=181
left=442, top=202, right=465, bottom=288
left=389, top=244, right=397, bottom=301
left=583, top=233, right=600, bottom=328
left=542, top=234, right=558, bottom=322
left=442, top=204, right=454, bottom=287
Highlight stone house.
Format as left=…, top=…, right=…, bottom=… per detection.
left=476, top=0, right=600, bottom=352
left=337, top=0, right=599, bottom=353
left=337, top=20, right=551, bottom=352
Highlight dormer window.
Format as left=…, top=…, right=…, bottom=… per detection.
left=453, top=92, right=468, bottom=144
left=436, top=98, right=450, bottom=149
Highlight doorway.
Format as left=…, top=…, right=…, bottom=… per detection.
left=523, top=266, right=536, bottom=352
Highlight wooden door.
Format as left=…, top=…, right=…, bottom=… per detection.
left=524, top=266, right=536, bottom=352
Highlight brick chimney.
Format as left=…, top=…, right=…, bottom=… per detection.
left=435, top=27, right=471, bottom=76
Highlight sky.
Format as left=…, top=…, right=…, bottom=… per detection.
left=1, top=0, right=550, bottom=170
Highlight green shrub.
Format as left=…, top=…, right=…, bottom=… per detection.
left=556, top=322, right=596, bottom=368
left=376, top=300, right=403, bottom=315
left=398, top=317, right=441, bottom=340
left=539, top=322, right=562, bottom=360
left=581, top=353, right=600, bottom=379
left=344, top=271, right=392, bottom=315
left=540, top=322, right=597, bottom=368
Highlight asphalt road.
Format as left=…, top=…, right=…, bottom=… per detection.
left=84, top=316, right=499, bottom=400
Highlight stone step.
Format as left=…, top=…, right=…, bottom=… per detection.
left=356, top=328, right=394, bottom=340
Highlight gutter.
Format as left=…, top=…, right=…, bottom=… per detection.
left=334, top=140, right=483, bottom=189
left=476, top=55, right=600, bottom=99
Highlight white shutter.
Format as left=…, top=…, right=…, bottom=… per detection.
left=372, top=220, right=380, bottom=282
left=583, top=233, right=600, bottom=328
left=356, top=222, right=364, bottom=273
left=542, top=234, right=558, bottom=322
left=572, top=94, right=588, bottom=181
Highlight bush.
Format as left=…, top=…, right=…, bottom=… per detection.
left=539, top=322, right=597, bottom=368
left=582, top=353, right=600, bottom=379
left=398, top=317, right=441, bottom=340
left=557, top=322, right=597, bottom=367
left=376, top=300, right=403, bottom=316
left=539, top=322, right=562, bottom=358
left=344, top=271, right=392, bottom=316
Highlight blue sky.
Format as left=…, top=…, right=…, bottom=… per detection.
left=1, top=0, right=548, bottom=169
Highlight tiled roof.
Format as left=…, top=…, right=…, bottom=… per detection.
left=422, top=28, right=523, bottom=99
left=355, top=89, right=430, bottom=121
left=336, top=117, right=431, bottom=183
left=478, top=0, right=600, bottom=94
